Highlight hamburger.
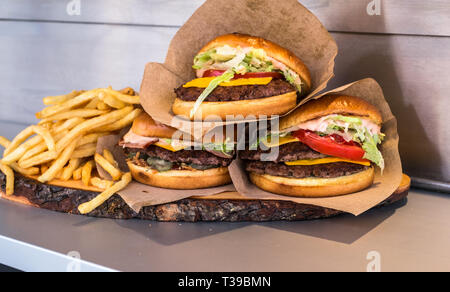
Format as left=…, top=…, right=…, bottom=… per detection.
left=172, top=33, right=312, bottom=120
left=120, top=112, right=234, bottom=189
left=240, top=95, right=385, bottom=197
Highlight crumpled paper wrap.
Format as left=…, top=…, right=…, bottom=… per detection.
left=139, top=0, right=338, bottom=138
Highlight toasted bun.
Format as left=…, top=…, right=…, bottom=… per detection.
left=280, top=95, right=383, bottom=130
left=172, top=91, right=297, bottom=121
left=249, top=166, right=375, bottom=197
left=132, top=112, right=178, bottom=139
left=128, top=161, right=232, bottom=189
left=199, top=33, right=312, bottom=93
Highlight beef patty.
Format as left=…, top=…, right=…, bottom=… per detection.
left=124, top=146, right=233, bottom=167
left=239, top=142, right=326, bottom=162
left=175, top=79, right=296, bottom=102
left=246, top=160, right=369, bottom=179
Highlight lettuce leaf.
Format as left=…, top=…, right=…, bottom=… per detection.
left=189, top=71, right=235, bottom=118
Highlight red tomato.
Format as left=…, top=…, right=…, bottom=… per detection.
left=293, top=130, right=369, bottom=162
left=202, top=70, right=284, bottom=79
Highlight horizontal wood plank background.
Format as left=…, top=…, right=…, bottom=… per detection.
left=0, top=0, right=449, bottom=182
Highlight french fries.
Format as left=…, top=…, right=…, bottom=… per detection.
left=78, top=172, right=132, bottom=214
left=103, top=149, right=118, bottom=168
left=0, top=162, right=14, bottom=195
left=39, top=109, right=108, bottom=124
left=0, top=136, right=11, bottom=149
left=94, top=153, right=122, bottom=181
left=90, top=177, right=114, bottom=190
left=0, top=87, right=139, bottom=213
left=72, top=143, right=97, bottom=159
left=61, top=158, right=81, bottom=181
left=73, top=167, right=82, bottom=180
left=95, top=108, right=143, bottom=132
left=43, top=90, right=84, bottom=105
left=38, top=138, right=79, bottom=183
left=81, top=160, right=95, bottom=186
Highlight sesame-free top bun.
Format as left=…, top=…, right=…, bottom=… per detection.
left=127, top=162, right=232, bottom=189
left=280, top=95, right=383, bottom=130
left=131, top=112, right=178, bottom=139
left=198, top=33, right=312, bottom=93
left=249, top=166, right=375, bottom=198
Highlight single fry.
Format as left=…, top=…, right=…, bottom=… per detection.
left=0, top=162, right=14, bottom=195
left=19, top=150, right=58, bottom=169
left=41, top=164, right=49, bottom=175
left=43, top=90, right=83, bottom=105
left=9, top=163, right=40, bottom=176
left=77, top=132, right=109, bottom=147
left=94, top=153, right=122, bottom=181
left=103, top=88, right=140, bottom=104
left=61, top=158, right=81, bottom=181
left=71, top=143, right=97, bottom=159
left=85, top=97, right=100, bottom=109
left=78, top=172, right=131, bottom=214
left=56, top=106, right=133, bottom=153
left=96, top=101, right=110, bottom=111
left=90, top=177, right=114, bottom=190
left=99, top=92, right=126, bottom=109
left=38, top=138, right=79, bottom=183
left=3, top=126, right=35, bottom=157
left=119, top=87, right=135, bottom=96
left=0, top=136, right=11, bottom=148
left=103, top=149, right=118, bottom=168
left=73, top=167, right=82, bottom=180
left=36, top=89, right=99, bottom=119
left=39, top=109, right=108, bottom=124
left=81, top=160, right=95, bottom=186
left=95, top=108, right=142, bottom=132
left=31, top=125, right=55, bottom=152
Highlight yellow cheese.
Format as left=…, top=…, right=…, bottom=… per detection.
left=262, top=134, right=299, bottom=148
left=154, top=142, right=188, bottom=152
left=285, top=157, right=371, bottom=167
left=183, top=77, right=273, bottom=88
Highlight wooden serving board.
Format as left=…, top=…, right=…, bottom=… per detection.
left=0, top=172, right=410, bottom=222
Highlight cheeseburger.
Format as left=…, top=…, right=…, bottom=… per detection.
left=240, top=95, right=385, bottom=197
left=120, top=113, right=234, bottom=189
left=173, top=33, right=312, bottom=120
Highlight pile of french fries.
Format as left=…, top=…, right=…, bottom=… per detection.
left=0, top=87, right=141, bottom=214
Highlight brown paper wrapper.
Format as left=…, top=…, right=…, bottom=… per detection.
left=231, top=78, right=403, bottom=216
left=139, top=0, right=338, bottom=138
left=96, top=134, right=236, bottom=213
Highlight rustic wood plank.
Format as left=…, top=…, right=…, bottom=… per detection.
left=1, top=0, right=449, bottom=36
left=0, top=171, right=411, bottom=222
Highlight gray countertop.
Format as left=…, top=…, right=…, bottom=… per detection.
left=1, top=123, right=449, bottom=272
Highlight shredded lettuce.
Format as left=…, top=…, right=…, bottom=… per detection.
left=283, top=71, right=302, bottom=92
left=189, top=71, right=235, bottom=119
left=193, top=49, right=215, bottom=70
left=325, top=116, right=385, bottom=170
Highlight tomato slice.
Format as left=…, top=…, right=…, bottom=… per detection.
left=203, top=70, right=284, bottom=80
left=293, top=130, right=369, bottom=162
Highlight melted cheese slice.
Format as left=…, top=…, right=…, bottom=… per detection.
left=262, top=134, right=299, bottom=148
left=154, top=141, right=189, bottom=152
left=285, top=157, right=371, bottom=167
left=183, top=77, right=273, bottom=88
